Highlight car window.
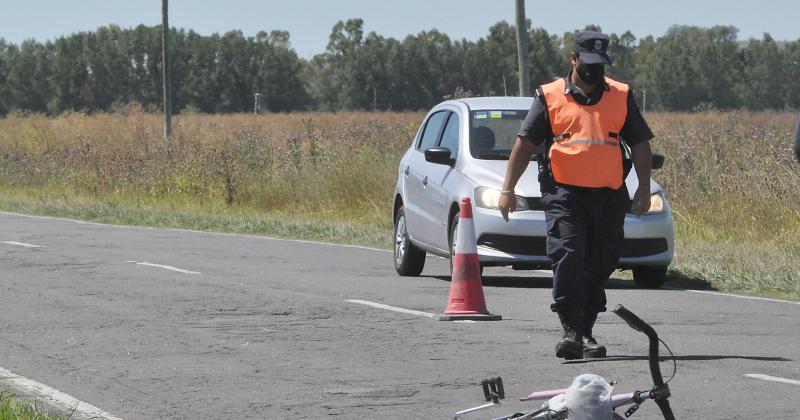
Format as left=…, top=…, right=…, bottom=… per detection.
left=438, top=113, right=460, bottom=160
left=470, top=110, right=526, bottom=159
left=417, top=111, right=449, bottom=151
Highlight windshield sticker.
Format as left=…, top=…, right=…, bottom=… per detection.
left=504, top=111, right=520, bottom=117
left=490, top=111, right=502, bottom=119
left=474, top=112, right=488, bottom=119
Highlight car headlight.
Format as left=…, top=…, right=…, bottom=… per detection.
left=645, top=191, right=666, bottom=214
left=474, top=186, right=529, bottom=210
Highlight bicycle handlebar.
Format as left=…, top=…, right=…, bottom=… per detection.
left=612, top=304, right=676, bottom=420
left=457, top=306, right=677, bottom=420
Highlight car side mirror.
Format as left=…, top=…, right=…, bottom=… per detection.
left=425, top=147, right=455, bottom=166
left=652, top=153, right=665, bottom=170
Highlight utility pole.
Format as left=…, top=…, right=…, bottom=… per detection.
left=515, top=0, right=530, bottom=96
left=642, top=88, right=647, bottom=113
left=162, top=0, right=172, bottom=140
left=254, top=93, right=262, bottom=114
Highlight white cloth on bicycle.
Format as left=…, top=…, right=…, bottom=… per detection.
left=546, top=393, right=567, bottom=411
left=564, top=373, right=613, bottom=420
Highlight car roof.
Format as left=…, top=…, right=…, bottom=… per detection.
left=451, top=96, right=534, bottom=111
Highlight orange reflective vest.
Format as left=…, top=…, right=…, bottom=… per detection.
left=541, top=77, right=629, bottom=189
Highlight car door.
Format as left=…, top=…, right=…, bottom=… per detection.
left=418, top=111, right=460, bottom=250
left=404, top=110, right=449, bottom=247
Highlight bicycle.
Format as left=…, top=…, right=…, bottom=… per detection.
left=452, top=304, right=676, bottom=420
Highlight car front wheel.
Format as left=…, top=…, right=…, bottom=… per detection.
left=394, top=206, right=425, bottom=276
left=632, top=266, right=668, bottom=289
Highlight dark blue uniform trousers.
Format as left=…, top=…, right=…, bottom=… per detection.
left=542, top=184, right=629, bottom=315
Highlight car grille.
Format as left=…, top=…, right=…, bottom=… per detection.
left=478, top=234, right=547, bottom=255
left=619, top=238, right=669, bottom=258
left=530, top=197, right=651, bottom=214
left=524, top=197, right=546, bottom=211
left=477, top=234, right=668, bottom=258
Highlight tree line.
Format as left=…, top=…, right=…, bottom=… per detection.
left=0, top=20, right=798, bottom=115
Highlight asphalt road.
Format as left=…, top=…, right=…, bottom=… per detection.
left=1, top=211, right=798, bottom=419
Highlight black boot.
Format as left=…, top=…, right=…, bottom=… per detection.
left=555, top=310, right=584, bottom=360
left=582, top=312, right=607, bottom=358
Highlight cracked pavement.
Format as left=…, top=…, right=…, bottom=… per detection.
left=1, top=212, right=798, bottom=419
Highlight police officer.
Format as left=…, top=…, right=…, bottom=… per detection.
left=499, top=31, right=654, bottom=360
left=794, top=119, right=799, bottom=162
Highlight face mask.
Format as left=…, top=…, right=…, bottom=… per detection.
left=576, top=62, right=605, bottom=86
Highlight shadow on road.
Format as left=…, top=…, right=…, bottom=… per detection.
left=426, top=270, right=719, bottom=292
left=426, top=275, right=551, bottom=288
left=563, top=355, right=792, bottom=364
left=664, top=269, right=716, bottom=291
left=427, top=275, right=658, bottom=290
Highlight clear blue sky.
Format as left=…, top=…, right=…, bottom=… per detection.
left=1, top=0, right=796, bottom=58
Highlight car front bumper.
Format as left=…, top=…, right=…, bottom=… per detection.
left=472, top=206, right=674, bottom=268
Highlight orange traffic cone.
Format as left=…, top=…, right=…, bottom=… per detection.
left=438, top=197, right=501, bottom=321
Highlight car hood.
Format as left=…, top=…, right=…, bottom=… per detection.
left=461, top=160, right=542, bottom=197
left=460, top=159, right=662, bottom=199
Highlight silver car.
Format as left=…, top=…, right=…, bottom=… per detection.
left=392, top=97, right=674, bottom=288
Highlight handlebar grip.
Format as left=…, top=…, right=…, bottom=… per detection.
left=612, top=304, right=649, bottom=334
left=612, top=304, right=667, bottom=389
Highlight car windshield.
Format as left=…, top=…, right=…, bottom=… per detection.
left=469, top=110, right=534, bottom=160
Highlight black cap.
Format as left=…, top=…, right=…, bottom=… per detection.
left=574, top=31, right=612, bottom=65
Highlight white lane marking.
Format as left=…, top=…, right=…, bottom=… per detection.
left=681, top=290, right=800, bottom=306
left=127, top=261, right=200, bottom=275
left=2, top=240, right=43, bottom=248
left=345, top=300, right=476, bottom=323
left=744, top=374, right=800, bottom=386
left=3, top=212, right=795, bottom=307
left=347, top=299, right=436, bottom=318
left=0, top=365, right=124, bottom=420
left=0, top=211, right=390, bottom=254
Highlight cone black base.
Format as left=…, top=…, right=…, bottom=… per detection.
left=437, top=313, right=502, bottom=321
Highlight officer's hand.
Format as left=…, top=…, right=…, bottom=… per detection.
left=499, top=191, right=516, bottom=222
left=632, top=186, right=651, bottom=216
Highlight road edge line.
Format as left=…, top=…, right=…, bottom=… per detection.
left=0, top=211, right=391, bottom=254
left=0, top=365, right=123, bottom=420
left=681, top=289, right=800, bottom=305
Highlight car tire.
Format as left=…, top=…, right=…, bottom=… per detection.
left=449, top=212, right=484, bottom=277
left=632, top=266, right=668, bottom=289
left=394, top=206, right=425, bottom=276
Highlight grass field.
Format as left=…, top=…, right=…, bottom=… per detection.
left=0, top=109, right=797, bottom=298
left=0, top=390, right=64, bottom=420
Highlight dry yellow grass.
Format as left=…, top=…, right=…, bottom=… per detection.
left=646, top=111, right=799, bottom=296
left=0, top=109, right=797, bottom=296
left=0, top=109, right=422, bottom=224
